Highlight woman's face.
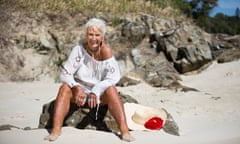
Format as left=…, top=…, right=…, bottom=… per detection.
left=86, top=26, right=103, bottom=50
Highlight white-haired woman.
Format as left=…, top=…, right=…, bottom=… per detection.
left=44, top=18, right=135, bottom=142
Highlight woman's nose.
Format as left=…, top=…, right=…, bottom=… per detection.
left=90, top=35, right=96, bottom=40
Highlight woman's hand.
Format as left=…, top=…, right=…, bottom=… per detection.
left=88, top=93, right=98, bottom=108
left=72, top=86, right=87, bottom=107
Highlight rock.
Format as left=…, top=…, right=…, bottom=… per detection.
left=173, top=44, right=213, bottom=73
left=143, top=53, right=181, bottom=87
left=121, top=20, right=148, bottom=46
left=0, top=38, right=25, bottom=81
left=0, top=124, right=21, bottom=131
left=118, top=92, right=139, bottom=104
left=209, top=34, right=240, bottom=63
left=216, top=48, right=240, bottom=63
left=38, top=92, right=138, bottom=132
left=1, top=9, right=239, bottom=88
left=39, top=30, right=58, bottom=54
left=162, top=108, right=180, bottom=136
left=211, top=34, right=240, bottom=49
left=117, top=72, right=142, bottom=87
left=164, top=81, right=199, bottom=92
left=131, top=44, right=157, bottom=66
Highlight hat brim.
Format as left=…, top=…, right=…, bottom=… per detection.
left=124, top=103, right=167, bottom=131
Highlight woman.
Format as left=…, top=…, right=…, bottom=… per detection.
left=44, top=18, right=135, bottom=142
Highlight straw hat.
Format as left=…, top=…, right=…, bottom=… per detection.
left=124, top=103, right=167, bottom=131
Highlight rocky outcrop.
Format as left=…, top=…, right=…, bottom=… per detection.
left=122, top=14, right=213, bottom=74
left=210, top=34, right=240, bottom=63
left=0, top=10, right=239, bottom=89
left=0, top=39, right=24, bottom=81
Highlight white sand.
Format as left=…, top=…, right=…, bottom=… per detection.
left=0, top=60, right=240, bottom=144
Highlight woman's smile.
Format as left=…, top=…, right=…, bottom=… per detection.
left=86, top=26, right=103, bottom=51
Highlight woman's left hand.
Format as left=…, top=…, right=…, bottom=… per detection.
left=88, top=93, right=98, bottom=108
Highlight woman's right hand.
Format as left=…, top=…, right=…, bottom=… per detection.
left=72, top=85, right=87, bottom=107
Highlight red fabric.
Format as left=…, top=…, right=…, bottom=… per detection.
left=144, top=117, right=164, bottom=130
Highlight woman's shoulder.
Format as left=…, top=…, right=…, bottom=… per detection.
left=71, top=44, right=86, bottom=54
left=101, top=43, right=113, bottom=60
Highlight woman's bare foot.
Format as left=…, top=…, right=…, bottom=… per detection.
left=121, top=133, right=135, bottom=142
left=44, top=133, right=59, bottom=141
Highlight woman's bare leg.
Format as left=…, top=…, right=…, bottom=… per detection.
left=101, top=86, right=135, bottom=142
left=44, top=83, right=72, bottom=141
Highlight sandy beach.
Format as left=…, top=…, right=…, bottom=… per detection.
left=0, top=60, right=240, bottom=144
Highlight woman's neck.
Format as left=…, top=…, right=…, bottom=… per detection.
left=85, top=44, right=102, bottom=60
left=87, top=47, right=99, bottom=54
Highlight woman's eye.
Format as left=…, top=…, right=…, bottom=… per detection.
left=88, top=34, right=101, bottom=38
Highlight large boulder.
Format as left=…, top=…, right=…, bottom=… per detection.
left=38, top=92, right=138, bottom=132
left=210, top=34, right=240, bottom=63
left=38, top=92, right=180, bottom=136
left=172, top=43, right=212, bottom=73
left=130, top=42, right=181, bottom=87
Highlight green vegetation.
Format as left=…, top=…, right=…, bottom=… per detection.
left=1, top=0, right=170, bottom=15
left=209, top=13, right=240, bottom=35
left=172, top=0, right=240, bottom=35
left=1, top=0, right=239, bottom=35
left=111, top=17, right=123, bottom=27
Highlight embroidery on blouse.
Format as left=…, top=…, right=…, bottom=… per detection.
left=73, top=51, right=81, bottom=69
left=108, top=65, right=115, bottom=73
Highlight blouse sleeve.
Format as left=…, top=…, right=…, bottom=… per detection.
left=91, top=57, right=120, bottom=101
left=60, top=45, right=82, bottom=88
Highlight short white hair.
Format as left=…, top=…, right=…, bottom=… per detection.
left=85, top=18, right=106, bottom=36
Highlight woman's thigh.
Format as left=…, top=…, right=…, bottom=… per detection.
left=100, top=86, right=120, bottom=105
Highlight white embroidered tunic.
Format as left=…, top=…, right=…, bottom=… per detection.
left=60, top=44, right=120, bottom=103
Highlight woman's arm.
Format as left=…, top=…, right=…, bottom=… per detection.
left=60, top=45, right=82, bottom=88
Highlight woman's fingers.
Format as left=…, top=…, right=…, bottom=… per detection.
left=79, top=95, right=86, bottom=106
left=88, top=93, right=97, bottom=108
left=75, top=94, right=86, bottom=107
left=72, top=86, right=86, bottom=106
left=76, top=92, right=98, bottom=108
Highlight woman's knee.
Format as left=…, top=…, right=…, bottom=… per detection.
left=101, top=86, right=120, bottom=104
left=58, top=83, right=72, bottom=98
left=60, top=83, right=70, bottom=90
left=105, top=86, right=118, bottom=95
